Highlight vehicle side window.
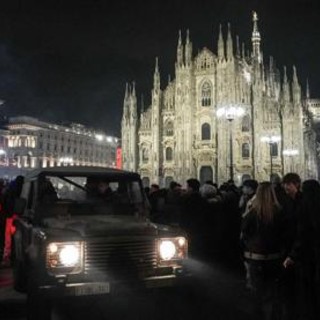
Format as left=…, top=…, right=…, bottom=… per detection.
left=128, top=181, right=143, bottom=204
left=20, top=182, right=30, bottom=201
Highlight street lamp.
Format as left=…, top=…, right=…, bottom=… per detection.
left=217, top=104, right=245, bottom=181
left=261, top=135, right=281, bottom=179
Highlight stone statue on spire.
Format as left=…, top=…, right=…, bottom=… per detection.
left=253, top=11, right=258, bottom=22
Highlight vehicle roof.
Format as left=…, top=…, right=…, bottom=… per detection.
left=24, top=166, right=141, bottom=180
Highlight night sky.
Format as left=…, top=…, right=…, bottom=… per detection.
left=0, top=0, right=319, bottom=137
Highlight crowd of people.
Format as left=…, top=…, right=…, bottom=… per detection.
left=145, top=173, right=320, bottom=320
left=0, top=172, right=319, bottom=319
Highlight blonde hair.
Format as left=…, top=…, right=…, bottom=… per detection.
left=251, top=182, right=280, bottom=223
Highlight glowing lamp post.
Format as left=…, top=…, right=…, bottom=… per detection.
left=217, top=104, right=245, bottom=181
left=261, top=135, right=281, bottom=179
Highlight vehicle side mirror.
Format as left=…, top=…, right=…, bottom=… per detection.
left=14, top=198, right=27, bottom=216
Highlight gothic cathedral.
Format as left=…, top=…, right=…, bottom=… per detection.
left=121, top=13, right=318, bottom=187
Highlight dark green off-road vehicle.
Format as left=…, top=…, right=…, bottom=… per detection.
left=12, top=167, right=189, bottom=319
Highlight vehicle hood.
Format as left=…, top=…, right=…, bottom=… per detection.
left=42, top=215, right=181, bottom=239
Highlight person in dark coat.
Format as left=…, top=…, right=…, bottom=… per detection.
left=287, top=179, right=320, bottom=320
left=162, top=181, right=182, bottom=225
left=200, top=183, right=222, bottom=259
left=281, top=173, right=303, bottom=320
left=241, top=182, right=288, bottom=320
left=180, top=178, right=206, bottom=257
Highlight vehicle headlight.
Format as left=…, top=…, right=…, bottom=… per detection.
left=159, top=240, right=176, bottom=260
left=46, top=241, right=84, bottom=275
left=158, top=237, right=188, bottom=263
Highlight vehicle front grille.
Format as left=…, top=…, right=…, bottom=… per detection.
left=84, top=238, right=157, bottom=280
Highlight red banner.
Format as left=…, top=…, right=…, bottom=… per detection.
left=116, top=147, right=122, bottom=169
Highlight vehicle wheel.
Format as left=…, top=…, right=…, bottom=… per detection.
left=27, top=290, right=52, bottom=320
left=27, top=270, right=52, bottom=320
left=12, top=251, right=27, bottom=293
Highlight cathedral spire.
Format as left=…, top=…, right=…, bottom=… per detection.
left=236, top=35, right=240, bottom=58
left=132, top=81, right=136, bottom=97
left=124, top=82, right=129, bottom=100
left=186, top=29, right=190, bottom=44
left=218, top=24, right=225, bottom=60
left=269, top=56, right=274, bottom=71
left=153, top=57, right=160, bottom=92
left=226, top=23, right=233, bottom=60
left=176, top=30, right=184, bottom=67
left=292, top=66, right=301, bottom=105
left=306, top=78, right=310, bottom=99
left=282, top=66, right=290, bottom=103
left=283, top=66, right=288, bottom=84
left=130, top=81, right=137, bottom=118
left=185, top=29, right=193, bottom=66
left=251, top=11, right=262, bottom=62
left=292, top=65, right=299, bottom=85
left=141, top=94, right=144, bottom=113
left=241, top=42, right=246, bottom=60
left=122, top=83, right=130, bottom=121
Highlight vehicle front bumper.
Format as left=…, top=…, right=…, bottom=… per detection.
left=36, top=273, right=191, bottom=298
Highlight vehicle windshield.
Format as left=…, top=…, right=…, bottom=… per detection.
left=37, top=175, right=145, bottom=217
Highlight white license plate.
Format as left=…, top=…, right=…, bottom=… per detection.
left=75, top=283, right=110, bottom=296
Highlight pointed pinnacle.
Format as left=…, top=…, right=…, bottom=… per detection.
left=125, top=82, right=129, bottom=98
left=283, top=66, right=288, bottom=82
left=155, top=57, right=159, bottom=72
left=132, top=81, right=136, bottom=96
left=293, top=65, right=298, bottom=82
left=306, top=78, right=310, bottom=99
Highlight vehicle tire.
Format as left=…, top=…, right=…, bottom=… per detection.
left=27, top=269, right=52, bottom=320
left=12, top=250, right=27, bottom=293
left=27, top=289, right=52, bottom=320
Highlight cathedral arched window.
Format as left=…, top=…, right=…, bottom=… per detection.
left=242, top=143, right=250, bottom=158
left=201, top=123, right=211, bottom=140
left=142, top=148, right=149, bottom=163
left=201, top=82, right=212, bottom=107
left=165, top=147, right=173, bottom=161
left=165, top=121, right=174, bottom=136
left=242, top=115, right=250, bottom=132
left=271, top=143, right=278, bottom=157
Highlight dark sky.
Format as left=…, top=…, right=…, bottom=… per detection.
left=0, top=0, right=319, bottom=136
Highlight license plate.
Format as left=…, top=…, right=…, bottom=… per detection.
left=75, top=283, right=110, bottom=296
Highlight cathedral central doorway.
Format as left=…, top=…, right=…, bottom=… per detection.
left=200, top=166, right=213, bottom=184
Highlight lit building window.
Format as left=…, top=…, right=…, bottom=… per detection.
left=201, top=123, right=211, bottom=140
left=165, top=147, right=173, bottom=161
left=142, top=148, right=149, bottom=163
left=242, top=115, right=250, bottom=132
left=271, top=143, right=278, bottom=157
left=165, top=121, right=174, bottom=136
left=242, top=143, right=250, bottom=158
left=201, top=82, right=212, bottom=107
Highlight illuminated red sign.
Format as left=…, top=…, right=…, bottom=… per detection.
left=116, top=147, right=122, bottom=169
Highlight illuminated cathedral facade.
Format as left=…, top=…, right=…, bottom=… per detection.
left=121, top=13, right=318, bottom=186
